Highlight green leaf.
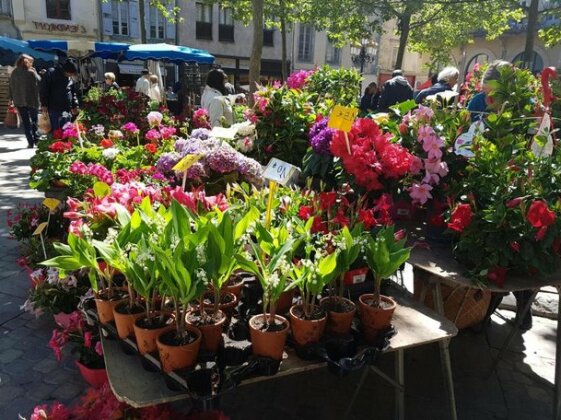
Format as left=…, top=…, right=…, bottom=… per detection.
left=93, top=181, right=111, bottom=198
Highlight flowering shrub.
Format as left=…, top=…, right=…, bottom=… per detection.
left=330, top=118, right=413, bottom=192
left=286, top=69, right=316, bottom=89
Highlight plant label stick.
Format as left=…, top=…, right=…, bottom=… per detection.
left=328, top=105, right=357, bottom=155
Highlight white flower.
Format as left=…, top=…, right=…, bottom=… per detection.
left=269, top=272, right=280, bottom=288
left=104, top=228, right=119, bottom=244
left=90, top=124, right=105, bottom=137
left=102, top=147, right=120, bottom=160
left=147, top=111, right=163, bottom=127
left=20, top=299, right=43, bottom=318
left=46, top=268, right=60, bottom=285
left=233, top=121, right=255, bottom=137
left=196, top=244, right=207, bottom=264
left=196, top=268, right=208, bottom=284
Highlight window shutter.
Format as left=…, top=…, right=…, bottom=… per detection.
left=143, top=0, right=150, bottom=40
left=130, top=0, right=140, bottom=39
left=101, top=1, right=113, bottom=35
left=166, top=5, right=176, bottom=40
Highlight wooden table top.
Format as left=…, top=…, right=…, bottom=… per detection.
left=409, top=242, right=561, bottom=292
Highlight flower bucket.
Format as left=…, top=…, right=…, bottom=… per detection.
left=75, top=360, right=108, bottom=389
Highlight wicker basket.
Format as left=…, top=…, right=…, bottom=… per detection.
left=413, top=275, right=491, bottom=330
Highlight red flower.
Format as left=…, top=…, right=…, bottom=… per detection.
left=527, top=200, right=555, bottom=228
left=51, top=128, right=63, bottom=139
left=298, top=205, right=314, bottom=220
left=144, top=143, right=158, bottom=154
left=100, top=138, right=113, bottom=148
left=48, top=141, right=73, bottom=153
left=358, top=208, right=376, bottom=229
left=319, top=192, right=337, bottom=210
left=535, top=226, right=549, bottom=241
left=487, top=266, right=507, bottom=287
left=506, top=197, right=523, bottom=208
left=311, top=217, right=328, bottom=234
left=398, top=122, right=408, bottom=135
left=332, top=210, right=350, bottom=227
left=509, top=241, right=520, bottom=252
left=447, top=203, right=473, bottom=233
left=394, top=229, right=406, bottom=241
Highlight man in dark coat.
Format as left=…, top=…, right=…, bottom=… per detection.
left=415, top=66, right=459, bottom=104
left=40, top=61, right=79, bottom=130
left=377, top=70, right=414, bottom=112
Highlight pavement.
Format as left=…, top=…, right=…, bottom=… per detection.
left=0, top=127, right=558, bottom=419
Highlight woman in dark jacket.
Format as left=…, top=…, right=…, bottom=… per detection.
left=40, top=61, right=79, bottom=130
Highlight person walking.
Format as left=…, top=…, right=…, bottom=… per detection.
left=8, top=54, right=41, bottom=148
left=201, top=68, right=234, bottom=127
left=39, top=61, right=79, bottom=130
left=415, top=66, right=459, bottom=104
left=359, top=82, right=379, bottom=114
left=377, top=70, right=414, bottom=112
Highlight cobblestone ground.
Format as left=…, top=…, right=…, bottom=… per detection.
left=0, top=128, right=558, bottom=420
left=0, top=130, right=87, bottom=419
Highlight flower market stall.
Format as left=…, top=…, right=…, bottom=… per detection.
left=11, top=62, right=561, bottom=419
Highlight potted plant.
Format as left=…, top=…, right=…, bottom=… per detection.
left=151, top=200, right=209, bottom=371
left=236, top=222, right=297, bottom=360
left=320, top=225, right=365, bottom=335
left=48, top=310, right=107, bottom=388
left=359, top=226, right=411, bottom=344
left=289, top=219, right=339, bottom=347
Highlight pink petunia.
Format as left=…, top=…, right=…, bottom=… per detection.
left=422, top=135, right=444, bottom=160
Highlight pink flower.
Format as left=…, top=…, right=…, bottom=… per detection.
left=84, top=331, right=93, bottom=348
left=147, top=111, right=163, bottom=127
left=160, top=126, right=176, bottom=139
left=417, top=125, right=436, bottom=143
left=408, top=183, right=433, bottom=204
left=95, top=341, right=103, bottom=356
left=424, top=158, right=442, bottom=174
left=414, top=105, right=434, bottom=121
left=409, top=155, right=423, bottom=175
left=422, top=135, right=444, bottom=160
left=145, top=129, right=161, bottom=142
left=122, top=122, right=139, bottom=133
left=422, top=171, right=440, bottom=185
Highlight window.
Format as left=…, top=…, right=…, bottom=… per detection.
left=46, top=0, right=71, bottom=20
left=325, top=41, right=340, bottom=65
left=512, top=51, right=544, bottom=74
left=196, top=3, right=213, bottom=40
left=111, top=1, right=129, bottom=36
left=0, top=0, right=11, bottom=16
left=263, top=29, right=274, bottom=47
left=465, top=53, right=488, bottom=75
left=298, top=25, right=314, bottom=62
left=219, top=8, right=234, bottom=42
left=149, top=5, right=165, bottom=39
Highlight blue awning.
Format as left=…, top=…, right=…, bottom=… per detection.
left=0, top=36, right=57, bottom=64
left=27, top=39, right=69, bottom=55
left=91, top=42, right=130, bottom=59
left=122, top=43, right=214, bottom=64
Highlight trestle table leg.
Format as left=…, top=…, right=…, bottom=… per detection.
left=344, top=366, right=369, bottom=420
left=433, top=282, right=458, bottom=420
left=395, top=349, right=405, bottom=420
left=554, top=285, right=561, bottom=420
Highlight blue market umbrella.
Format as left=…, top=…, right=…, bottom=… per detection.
left=122, top=43, right=214, bottom=64
left=0, top=36, right=57, bottom=66
left=27, top=39, right=130, bottom=60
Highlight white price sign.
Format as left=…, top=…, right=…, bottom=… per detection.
left=210, top=126, right=238, bottom=139
left=263, top=158, right=301, bottom=186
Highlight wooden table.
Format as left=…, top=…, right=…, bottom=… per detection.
left=409, top=243, right=561, bottom=420
left=100, top=292, right=457, bottom=419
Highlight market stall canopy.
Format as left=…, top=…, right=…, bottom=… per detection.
left=27, top=39, right=129, bottom=60
left=0, top=36, right=57, bottom=66
left=122, top=43, right=214, bottom=64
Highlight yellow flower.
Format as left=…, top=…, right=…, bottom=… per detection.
left=371, top=113, right=389, bottom=125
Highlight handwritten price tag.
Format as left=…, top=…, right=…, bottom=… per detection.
left=173, top=154, right=203, bottom=172
left=263, top=158, right=301, bottom=186
left=33, top=222, right=48, bottom=236
left=328, top=105, right=358, bottom=132
left=43, top=198, right=61, bottom=212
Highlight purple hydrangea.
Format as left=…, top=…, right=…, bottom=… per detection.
left=156, top=152, right=180, bottom=174
left=206, top=145, right=241, bottom=174
left=308, top=118, right=335, bottom=156
left=191, top=128, right=211, bottom=140
left=237, top=157, right=264, bottom=186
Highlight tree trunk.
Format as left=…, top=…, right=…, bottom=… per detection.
left=139, top=0, right=147, bottom=43
left=280, top=0, right=288, bottom=81
left=249, top=0, right=264, bottom=105
left=395, top=12, right=411, bottom=69
left=523, top=0, right=539, bottom=70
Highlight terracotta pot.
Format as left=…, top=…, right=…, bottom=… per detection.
left=202, top=291, right=238, bottom=318
left=75, top=360, right=108, bottom=389
left=289, top=304, right=327, bottom=347
left=320, top=296, right=356, bottom=335
left=94, top=291, right=127, bottom=324
left=222, top=275, right=244, bottom=300
left=358, top=294, right=397, bottom=344
left=53, top=312, right=75, bottom=329
left=157, top=326, right=201, bottom=373
left=185, top=309, right=226, bottom=353
left=249, top=314, right=289, bottom=360
left=133, top=313, right=175, bottom=355
left=113, top=302, right=144, bottom=339
left=277, top=289, right=295, bottom=315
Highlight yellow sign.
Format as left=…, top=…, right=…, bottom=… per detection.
left=328, top=105, right=358, bottom=132
left=173, top=154, right=203, bottom=172
left=33, top=222, right=48, bottom=236
left=43, top=198, right=61, bottom=212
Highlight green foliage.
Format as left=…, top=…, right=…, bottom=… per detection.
left=305, top=66, right=361, bottom=108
